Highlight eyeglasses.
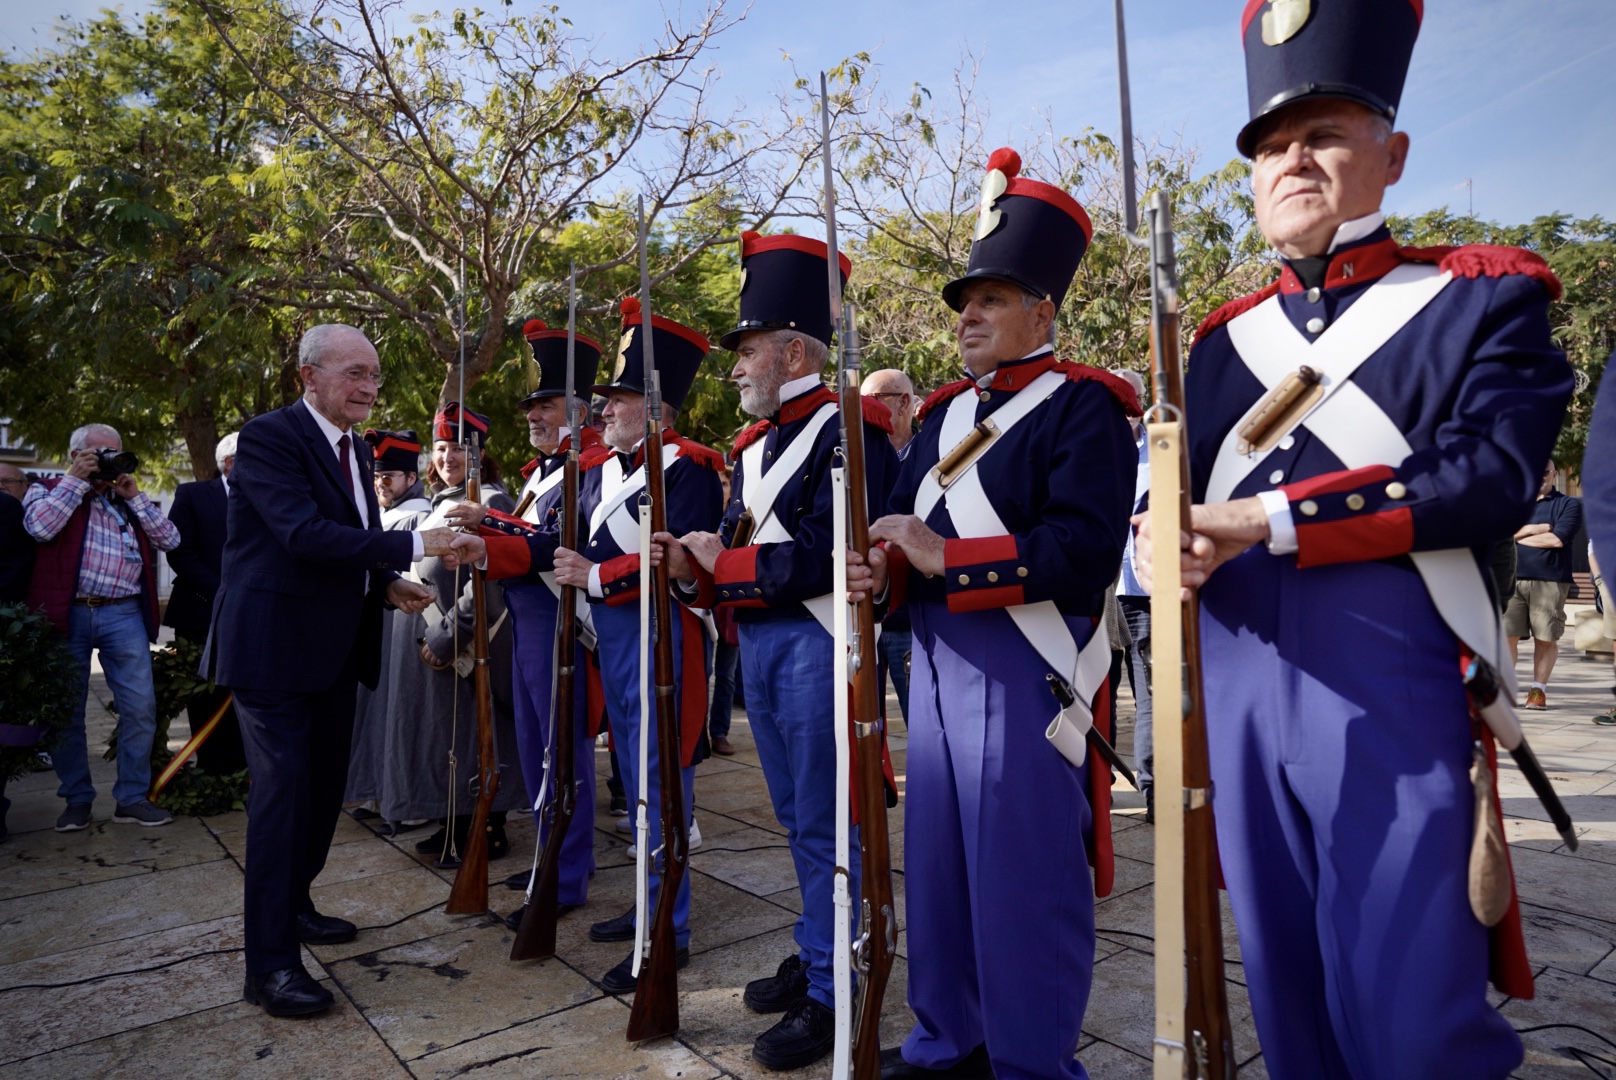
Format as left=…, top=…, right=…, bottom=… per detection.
left=0, top=477, right=26, bottom=489
left=374, top=471, right=407, bottom=482
left=314, top=364, right=385, bottom=387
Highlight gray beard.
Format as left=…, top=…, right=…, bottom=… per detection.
left=738, top=384, right=780, bottom=417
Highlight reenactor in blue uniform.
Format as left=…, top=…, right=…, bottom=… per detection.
left=661, top=232, right=899, bottom=1069
left=448, top=320, right=605, bottom=930
left=1137, top=3, right=1573, bottom=1076
left=858, top=148, right=1139, bottom=1080
left=453, top=300, right=724, bottom=992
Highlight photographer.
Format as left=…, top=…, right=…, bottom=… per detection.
left=23, top=422, right=180, bottom=831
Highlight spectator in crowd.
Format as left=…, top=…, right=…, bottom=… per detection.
left=164, top=432, right=245, bottom=774
left=380, top=405, right=525, bottom=866
left=204, top=323, right=449, bottom=1017
left=0, top=463, right=34, bottom=602
left=863, top=368, right=917, bottom=726
left=24, top=423, right=181, bottom=830
left=347, top=429, right=432, bottom=824
left=1503, top=463, right=1583, bottom=709
left=1110, top=368, right=1155, bottom=821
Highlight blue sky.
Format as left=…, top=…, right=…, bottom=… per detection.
left=5, top=0, right=1613, bottom=225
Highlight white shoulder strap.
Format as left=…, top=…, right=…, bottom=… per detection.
left=740, top=402, right=839, bottom=538
left=913, top=369, right=1066, bottom=523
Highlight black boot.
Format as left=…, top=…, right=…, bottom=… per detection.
left=743, top=954, right=809, bottom=1013
left=752, top=996, right=835, bottom=1069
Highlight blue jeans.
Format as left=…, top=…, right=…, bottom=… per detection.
left=56, top=598, right=158, bottom=807
left=1119, top=595, right=1152, bottom=788
left=708, top=639, right=740, bottom=740
left=877, top=627, right=912, bottom=725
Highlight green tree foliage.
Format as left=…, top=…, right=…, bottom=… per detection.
left=0, top=0, right=317, bottom=479
left=0, top=604, right=78, bottom=782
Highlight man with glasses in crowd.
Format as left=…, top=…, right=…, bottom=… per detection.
left=24, top=423, right=181, bottom=830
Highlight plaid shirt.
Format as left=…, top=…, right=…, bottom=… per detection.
left=23, top=476, right=181, bottom=599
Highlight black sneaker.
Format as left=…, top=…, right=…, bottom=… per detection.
left=589, top=906, right=637, bottom=943
left=752, top=995, right=836, bottom=1070
left=743, top=954, right=809, bottom=1013
left=112, top=800, right=173, bottom=827
left=55, top=803, right=92, bottom=832
left=600, top=945, right=688, bottom=994
left=609, top=792, right=628, bottom=816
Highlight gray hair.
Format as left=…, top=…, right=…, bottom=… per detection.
left=214, top=431, right=239, bottom=470
left=1109, top=368, right=1147, bottom=401
left=299, top=324, right=369, bottom=368
left=771, top=329, right=830, bottom=369
left=68, top=423, right=121, bottom=452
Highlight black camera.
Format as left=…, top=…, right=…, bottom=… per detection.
left=91, top=448, right=140, bottom=482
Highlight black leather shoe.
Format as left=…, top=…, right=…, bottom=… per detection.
left=743, top=953, right=809, bottom=1013
left=588, top=906, right=637, bottom=943
left=599, top=946, right=688, bottom=994
left=879, top=1044, right=995, bottom=1079
left=504, top=869, right=531, bottom=891
left=414, top=821, right=451, bottom=855
left=753, top=995, right=836, bottom=1069
left=504, top=902, right=579, bottom=931
left=296, top=912, right=358, bottom=945
left=243, top=966, right=334, bottom=1016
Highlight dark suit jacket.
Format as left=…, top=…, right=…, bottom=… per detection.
left=163, top=477, right=228, bottom=641
left=204, top=400, right=415, bottom=694
left=0, top=491, right=35, bottom=603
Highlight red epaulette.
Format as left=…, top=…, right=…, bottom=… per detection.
left=860, top=394, right=895, bottom=434
left=519, top=456, right=542, bottom=481
left=1399, top=243, right=1563, bottom=302
left=1052, top=362, right=1143, bottom=418
left=917, top=377, right=977, bottom=422
left=578, top=444, right=614, bottom=471
left=673, top=436, right=725, bottom=471
left=1195, top=280, right=1282, bottom=341
left=732, top=419, right=771, bottom=457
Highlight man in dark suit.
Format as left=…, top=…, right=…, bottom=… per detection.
left=205, top=324, right=456, bottom=1017
left=164, top=432, right=243, bottom=772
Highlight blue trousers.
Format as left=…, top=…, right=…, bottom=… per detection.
left=709, top=639, right=740, bottom=740
left=593, top=600, right=696, bottom=947
left=56, top=598, right=158, bottom=807
left=901, top=602, right=1095, bottom=1080
left=1118, top=595, right=1152, bottom=787
left=877, top=626, right=913, bottom=725
left=1201, top=549, right=1522, bottom=1079
left=506, top=584, right=596, bottom=906
left=741, top=617, right=861, bottom=1009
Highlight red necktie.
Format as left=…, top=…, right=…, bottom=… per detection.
left=337, top=433, right=355, bottom=499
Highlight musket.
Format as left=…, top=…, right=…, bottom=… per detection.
left=1112, top=2, right=1236, bottom=1076
left=512, top=264, right=584, bottom=960
left=626, top=196, right=688, bottom=1042
left=446, top=436, right=500, bottom=914
left=821, top=72, right=895, bottom=1080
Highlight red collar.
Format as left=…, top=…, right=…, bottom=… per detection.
left=983, top=351, right=1059, bottom=392
left=777, top=385, right=838, bottom=426
left=628, top=428, right=681, bottom=471
left=1278, top=236, right=1403, bottom=294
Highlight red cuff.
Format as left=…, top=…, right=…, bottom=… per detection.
left=483, top=536, right=532, bottom=580
left=1281, top=464, right=1396, bottom=500
left=1296, top=508, right=1415, bottom=567
left=943, top=536, right=1028, bottom=612
left=712, top=546, right=769, bottom=608
left=598, top=552, right=640, bottom=607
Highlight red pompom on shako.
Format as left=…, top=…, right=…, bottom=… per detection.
left=942, top=147, right=1094, bottom=313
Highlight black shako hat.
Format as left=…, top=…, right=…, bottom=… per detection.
left=432, top=403, right=490, bottom=448
left=942, top=148, right=1094, bottom=313
left=363, top=428, right=422, bottom=473
left=517, top=318, right=603, bottom=409
left=1237, top=0, right=1423, bottom=157
left=591, top=297, right=711, bottom=412
left=719, top=232, right=852, bottom=351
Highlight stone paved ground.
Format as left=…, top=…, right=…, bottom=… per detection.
left=2, top=644, right=1614, bottom=1078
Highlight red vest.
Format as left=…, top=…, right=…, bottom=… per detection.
left=25, top=478, right=160, bottom=641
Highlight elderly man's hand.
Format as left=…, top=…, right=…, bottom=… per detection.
left=1132, top=496, right=1270, bottom=597
left=846, top=545, right=886, bottom=603
left=553, top=547, right=594, bottom=589
left=443, top=501, right=482, bottom=530
left=868, top=514, right=945, bottom=577
left=419, top=527, right=459, bottom=557
left=67, top=449, right=99, bottom=483
left=448, top=534, right=486, bottom=567
left=111, top=472, right=142, bottom=499
left=678, top=531, right=724, bottom=577
left=387, top=578, right=435, bottom=614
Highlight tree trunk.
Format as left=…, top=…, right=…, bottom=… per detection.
left=175, top=409, right=222, bottom=482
